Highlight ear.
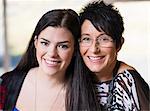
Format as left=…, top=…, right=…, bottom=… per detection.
left=117, top=37, right=124, bottom=52
left=34, top=36, right=38, bottom=49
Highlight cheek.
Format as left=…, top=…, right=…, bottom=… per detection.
left=36, top=47, right=45, bottom=61
left=61, top=49, right=74, bottom=62
left=63, top=51, right=73, bottom=68
left=79, top=46, right=87, bottom=56
left=106, top=48, right=117, bottom=61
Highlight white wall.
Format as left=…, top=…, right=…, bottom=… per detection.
left=115, top=2, right=150, bottom=85
left=0, top=1, right=149, bottom=85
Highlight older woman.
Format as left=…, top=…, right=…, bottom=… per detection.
left=79, top=1, right=149, bottom=111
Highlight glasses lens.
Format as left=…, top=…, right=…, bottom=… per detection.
left=79, top=36, right=92, bottom=46
left=97, top=36, right=114, bottom=47
left=79, top=35, right=114, bottom=47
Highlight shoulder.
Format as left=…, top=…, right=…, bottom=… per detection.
left=116, top=61, right=147, bottom=85
left=0, top=71, right=15, bottom=85
left=117, top=61, right=135, bottom=74
left=114, top=61, right=137, bottom=85
left=0, top=70, right=27, bottom=86
left=0, top=70, right=28, bottom=110
left=117, top=61, right=149, bottom=88
left=112, top=61, right=149, bottom=110
left=0, top=71, right=14, bottom=110
left=113, top=61, right=144, bottom=92
left=114, top=63, right=149, bottom=102
left=115, top=61, right=146, bottom=87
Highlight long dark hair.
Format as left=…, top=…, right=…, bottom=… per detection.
left=66, top=45, right=101, bottom=111
left=4, top=9, right=83, bottom=110
left=15, top=9, right=80, bottom=74
left=2, top=9, right=101, bottom=111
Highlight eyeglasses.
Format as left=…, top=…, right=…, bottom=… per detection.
left=79, top=34, right=114, bottom=47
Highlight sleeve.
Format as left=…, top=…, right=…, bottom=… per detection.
left=0, top=72, right=12, bottom=110
left=111, top=70, right=140, bottom=111
left=130, top=70, right=150, bottom=111
left=0, top=76, right=7, bottom=109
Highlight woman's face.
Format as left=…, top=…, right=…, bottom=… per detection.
left=34, top=26, right=74, bottom=76
left=79, top=20, right=118, bottom=76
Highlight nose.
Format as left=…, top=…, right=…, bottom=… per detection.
left=89, top=40, right=100, bottom=54
left=47, top=45, right=59, bottom=57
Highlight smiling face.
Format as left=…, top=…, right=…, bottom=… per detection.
left=80, top=20, right=118, bottom=79
left=34, top=26, right=74, bottom=76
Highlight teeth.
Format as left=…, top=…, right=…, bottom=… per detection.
left=45, top=59, right=60, bottom=65
left=88, top=56, right=103, bottom=61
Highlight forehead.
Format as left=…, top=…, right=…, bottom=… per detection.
left=81, top=19, right=104, bottom=36
left=38, top=26, right=74, bottom=41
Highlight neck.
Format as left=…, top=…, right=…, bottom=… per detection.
left=35, top=67, right=65, bottom=87
left=33, top=67, right=66, bottom=111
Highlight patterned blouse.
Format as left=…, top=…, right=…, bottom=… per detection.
left=95, top=70, right=149, bottom=111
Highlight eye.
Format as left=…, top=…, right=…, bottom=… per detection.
left=40, top=41, right=49, bottom=46
left=99, top=35, right=113, bottom=42
left=57, top=44, right=69, bottom=49
left=81, top=36, right=91, bottom=43
left=101, top=37, right=109, bottom=41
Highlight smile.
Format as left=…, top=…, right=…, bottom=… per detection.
left=88, top=56, right=104, bottom=62
left=45, top=59, right=61, bottom=66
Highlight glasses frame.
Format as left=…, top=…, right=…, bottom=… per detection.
left=79, top=34, right=114, bottom=48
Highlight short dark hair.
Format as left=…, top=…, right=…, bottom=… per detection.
left=79, top=0, right=124, bottom=48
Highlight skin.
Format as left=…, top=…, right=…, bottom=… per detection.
left=34, top=26, right=74, bottom=78
left=80, top=20, right=120, bottom=82
left=16, top=26, right=74, bottom=111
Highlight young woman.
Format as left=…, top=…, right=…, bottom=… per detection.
left=79, top=1, right=149, bottom=110
left=0, top=9, right=82, bottom=111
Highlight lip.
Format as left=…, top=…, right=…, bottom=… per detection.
left=88, top=56, right=105, bottom=63
left=44, top=58, right=61, bottom=67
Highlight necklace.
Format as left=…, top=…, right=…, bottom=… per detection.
left=49, top=84, right=65, bottom=110
left=34, top=74, right=65, bottom=111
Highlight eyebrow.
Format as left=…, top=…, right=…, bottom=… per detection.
left=81, top=33, right=90, bottom=36
left=40, top=38, right=50, bottom=43
left=40, top=38, right=70, bottom=44
left=81, top=33, right=106, bottom=38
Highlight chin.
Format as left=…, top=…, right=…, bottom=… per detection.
left=88, top=67, right=102, bottom=73
left=41, top=67, right=57, bottom=75
left=87, top=63, right=102, bottom=70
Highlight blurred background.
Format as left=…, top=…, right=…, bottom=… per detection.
left=0, top=0, right=150, bottom=85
